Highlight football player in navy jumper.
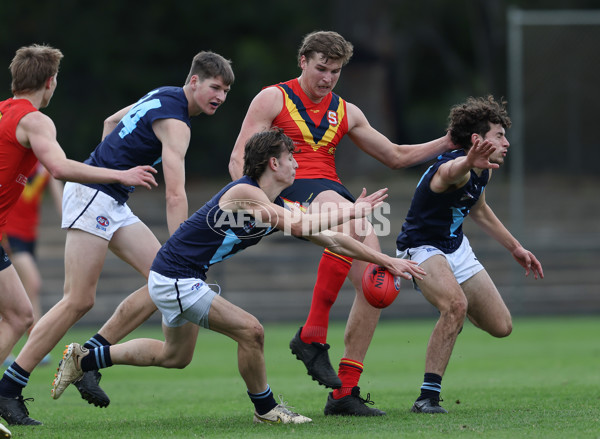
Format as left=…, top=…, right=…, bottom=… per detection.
left=0, top=51, right=233, bottom=426
left=52, top=129, right=425, bottom=424
left=396, top=96, right=544, bottom=414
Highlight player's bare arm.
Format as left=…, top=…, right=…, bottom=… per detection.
left=308, top=232, right=425, bottom=280
left=469, top=192, right=518, bottom=250
left=430, top=139, right=497, bottom=192
left=219, top=184, right=311, bottom=236
left=47, top=172, right=64, bottom=213
left=221, top=184, right=388, bottom=237
left=102, top=104, right=134, bottom=140
left=346, top=102, right=452, bottom=169
left=229, top=87, right=283, bottom=180
left=473, top=204, right=544, bottom=280
left=470, top=196, right=544, bottom=280
left=20, top=111, right=158, bottom=188
left=155, top=118, right=191, bottom=234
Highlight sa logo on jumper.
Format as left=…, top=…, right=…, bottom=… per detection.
left=327, top=110, right=338, bottom=126
left=96, top=216, right=110, bottom=231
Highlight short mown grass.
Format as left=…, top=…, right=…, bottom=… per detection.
left=6, top=316, right=600, bottom=438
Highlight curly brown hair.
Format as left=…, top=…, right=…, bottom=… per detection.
left=448, top=95, right=512, bottom=149
left=243, top=128, right=294, bottom=180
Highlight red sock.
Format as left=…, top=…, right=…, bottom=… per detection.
left=301, top=250, right=352, bottom=344
left=332, top=358, right=363, bottom=399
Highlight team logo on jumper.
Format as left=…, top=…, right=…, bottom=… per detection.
left=243, top=221, right=256, bottom=234
left=327, top=110, right=338, bottom=126
left=460, top=192, right=475, bottom=201
left=16, top=174, right=28, bottom=186
left=96, top=216, right=110, bottom=231
left=207, top=199, right=276, bottom=239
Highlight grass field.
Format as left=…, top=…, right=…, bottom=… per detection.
left=5, top=316, right=599, bottom=438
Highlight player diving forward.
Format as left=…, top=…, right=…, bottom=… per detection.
left=51, top=129, right=425, bottom=424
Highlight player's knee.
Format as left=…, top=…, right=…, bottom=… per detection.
left=18, top=311, right=35, bottom=335
left=491, top=319, right=513, bottom=338
left=437, top=299, right=467, bottom=334
left=445, top=296, right=468, bottom=321
left=167, top=353, right=194, bottom=369
left=76, top=298, right=95, bottom=315
left=63, top=295, right=95, bottom=316
left=23, top=312, right=35, bottom=331
left=3, top=304, right=35, bottom=334
left=241, top=318, right=264, bottom=350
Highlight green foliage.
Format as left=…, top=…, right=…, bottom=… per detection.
left=2, top=1, right=598, bottom=177
left=6, top=316, right=599, bottom=438
left=0, top=0, right=333, bottom=175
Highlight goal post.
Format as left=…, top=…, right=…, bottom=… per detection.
left=506, top=7, right=600, bottom=295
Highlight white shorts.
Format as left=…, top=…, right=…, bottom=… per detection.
left=148, top=270, right=218, bottom=328
left=396, top=235, right=484, bottom=287
left=61, top=182, right=140, bottom=241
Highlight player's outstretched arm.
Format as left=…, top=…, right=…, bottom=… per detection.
left=465, top=138, right=500, bottom=170
left=432, top=139, right=497, bottom=191
left=287, top=187, right=388, bottom=235
left=346, top=103, right=453, bottom=169
left=470, top=194, right=543, bottom=280
left=224, top=184, right=387, bottom=237
left=23, top=111, right=158, bottom=188
left=308, top=231, right=426, bottom=280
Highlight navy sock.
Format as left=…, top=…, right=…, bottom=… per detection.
left=0, top=362, right=30, bottom=398
left=418, top=372, right=442, bottom=401
left=83, top=333, right=111, bottom=350
left=248, top=385, right=277, bottom=415
left=80, top=346, right=113, bottom=372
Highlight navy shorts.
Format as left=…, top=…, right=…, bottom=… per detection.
left=279, top=178, right=355, bottom=207
left=6, top=235, right=36, bottom=257
left=0, top=246, right=12, bottom=271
